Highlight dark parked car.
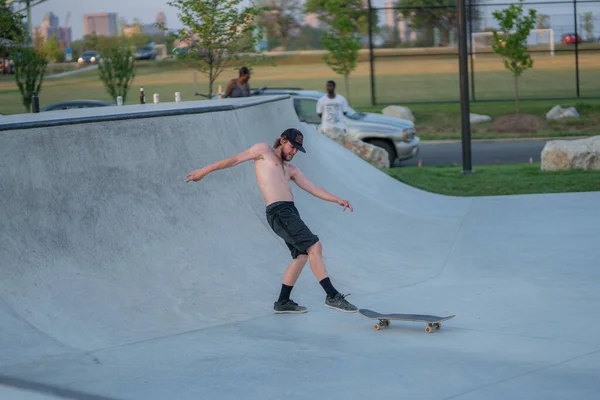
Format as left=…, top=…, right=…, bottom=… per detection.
left=40, top=100, right=114, bottom=112
left=78, top=51, right=100, bottom=64
left=135, top=46, right=157, bottom=60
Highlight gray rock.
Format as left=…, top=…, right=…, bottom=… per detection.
left=382, top=105, right=415, bottom=122
left=546, top=105, right=580, bottom=121
left=318, top=126, right=390, bottom=169
left=471, top=113, right=492, bottom=124
left=541, top=135, right=600, bottom=171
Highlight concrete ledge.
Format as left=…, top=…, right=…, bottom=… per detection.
left=0, top=95, right=290, bottom=132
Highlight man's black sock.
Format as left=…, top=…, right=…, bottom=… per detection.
left=278, top=284, right=293, bottom=303
left=319, top=277, right=339, bottom=298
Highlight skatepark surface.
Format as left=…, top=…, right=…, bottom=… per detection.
left=1, top=95, right=599, bottom=399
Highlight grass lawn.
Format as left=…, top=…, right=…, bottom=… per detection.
left=382, top=163, right=600, bottom=196
left=1, top=51, right=599, bottom=140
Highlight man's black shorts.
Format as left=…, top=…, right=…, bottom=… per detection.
left=266, top=201, right=319, bottom=259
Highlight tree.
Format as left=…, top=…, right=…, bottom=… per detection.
left=491, top=0, right=536, bottom=116
left=580, top=12, right=595, bottom=42
left=0, top=0, right=26, bottom=57
left=13, top=46, right=48, bottom=111
left=98, top=43, right=137, bottom=104
left=255, top=0, right=302, bottom=50
left=396, top=0, right=480, bottom=47
left=322, top=6, right=361, bottom=101
left=159, top=0, right=266, bottom=99
left=536, top=13, right=550, bottom=29
left=44, top=33, right=64, bottom=63
left=305, top=0, right=377, bottom=37
left=304, top=0, right=370, bottom=101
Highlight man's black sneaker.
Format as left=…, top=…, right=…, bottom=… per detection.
left=325, top=293, right=358, bottom=313
left=273, top=299, right=307, bottom=314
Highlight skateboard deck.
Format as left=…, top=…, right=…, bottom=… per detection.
left=358, top=309, right=455, bottom=333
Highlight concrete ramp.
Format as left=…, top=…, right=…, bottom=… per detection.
left=1, top=96, right=599, bottom=399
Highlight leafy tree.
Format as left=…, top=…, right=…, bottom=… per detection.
left=536, top=13, right=550, bottom=29
left=491, top=0, right=536, bottom=115
left=44, top=33, right=63, bottom=63
left=13, top=46, right=48, bottom=111
left=305, top=0, right=370, bottom=101
left=0, top=0, right=26, bottom=56
left=287, top=26, right=327, bottom=51
left=255, top=0, right=302, bottom=50
left=322, top=4, right=361, bottom=101
left=97, top=44, right=137, bottom=104
left=580, top=12, right=595, bottom=41
left=396, top=0, right=480, bottom=47
left=305, top=0, right=377, bottom=37
left=159, top=0, right=266, bottom=99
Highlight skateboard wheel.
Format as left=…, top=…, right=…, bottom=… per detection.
left=434, top=323, right=441, bottom=330
left=425, top=326, right=433, bottom=333
left=373, top=323, right=381, bottom=331
left=383, top=320, right=390, bottom=327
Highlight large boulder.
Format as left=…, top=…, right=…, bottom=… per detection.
left=382, top=105, right=415, bottom=122
left=471, top=113, right=492, bottom=124
left=546, top=105, right=580, bottom=121
left=541, top=135, right=600, bottom=171
left=318, top=126, right=390, bottom=169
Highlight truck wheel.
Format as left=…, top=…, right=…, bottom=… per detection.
left=365, top=139, right=396, bottom=166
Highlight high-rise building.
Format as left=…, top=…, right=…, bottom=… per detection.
left=156, top=12, right=166, bottom=26
left=34, top=12, right=72, bottom=49
left=84, top=13, right=118, bottom=36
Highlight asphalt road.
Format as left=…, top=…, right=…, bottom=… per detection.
left=401, top=138, right=576, bottom=167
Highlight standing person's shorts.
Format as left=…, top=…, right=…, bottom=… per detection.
left=266, top=201, right=319, bottom=259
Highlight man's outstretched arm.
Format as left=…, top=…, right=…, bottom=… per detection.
left=185, top=142, right=268, bottom=183
left=290, top=166, right=353, bottom=212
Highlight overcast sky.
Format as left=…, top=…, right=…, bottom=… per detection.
left=28, top=0, right=595, bottom=41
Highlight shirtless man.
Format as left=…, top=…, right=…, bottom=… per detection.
left=185, top=128, right=358, bottom=314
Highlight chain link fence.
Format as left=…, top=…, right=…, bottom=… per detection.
left=367, top=0, right=600, bottom=104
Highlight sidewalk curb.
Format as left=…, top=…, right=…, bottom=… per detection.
left=422, top=136, right=590, bottom=144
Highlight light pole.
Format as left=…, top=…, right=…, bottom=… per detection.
left=457, top=0, right=474, bottom=175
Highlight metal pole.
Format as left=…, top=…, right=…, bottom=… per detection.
left=367, top=0, right=376, bottom=106
left=468, top=0, right=476, bottom=102
left=573, top=0, right=580, bottom=98
left=457, top=0, right=474, bottom=174
left=26, top=0, right=32, bottom=44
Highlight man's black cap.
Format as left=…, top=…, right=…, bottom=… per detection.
left=281, top=128, right=306, bottom=153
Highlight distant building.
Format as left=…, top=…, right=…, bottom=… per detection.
left=156, top=12, right=166, bottom=26
left=122, top=12, right=166, bottom=37
left=84, top=13, right=118, bottom=36
left=34, top=12, right=72, bottom=49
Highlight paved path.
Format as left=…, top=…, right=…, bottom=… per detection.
left=1, top=97, right=599, bottom=400
left=403, top=138, right=584, bottom=167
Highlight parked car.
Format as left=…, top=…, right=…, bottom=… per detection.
left=78, top=51, right=100, bottom=64
left=560, top=33, right=582, bottom=45
left=213, top=87, right=420, bottom=164
left=135, top=45, right=157, bottom=60
left=40, top=100, right=114, bottom=112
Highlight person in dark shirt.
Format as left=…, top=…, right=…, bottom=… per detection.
left=224, top=66, right=251, bottom=98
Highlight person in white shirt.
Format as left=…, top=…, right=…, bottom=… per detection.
left=317, top=80, right=349, bottom=132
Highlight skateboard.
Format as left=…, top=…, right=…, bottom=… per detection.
left=358, top=309, right=455, bottom=333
